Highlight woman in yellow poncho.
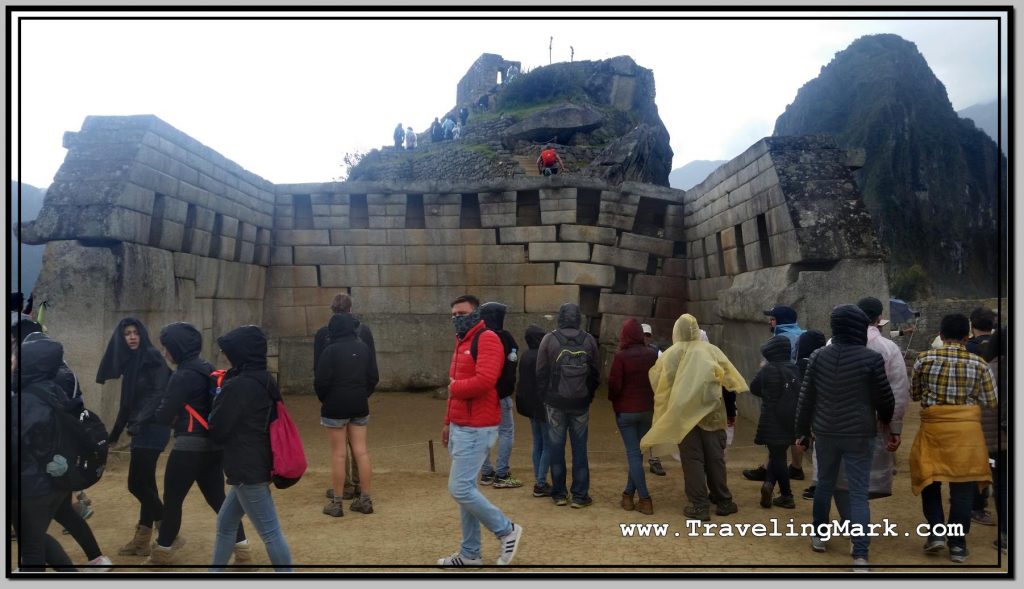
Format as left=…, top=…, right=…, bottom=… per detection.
left=640, top=314, right=748, bottom=521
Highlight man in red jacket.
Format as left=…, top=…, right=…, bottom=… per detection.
left=437, top=295, right=524, bottom=568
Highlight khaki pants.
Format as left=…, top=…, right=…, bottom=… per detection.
left=678, top=427, right=732, bottom=508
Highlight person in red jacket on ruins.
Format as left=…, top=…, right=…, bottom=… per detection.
left=437, top=295, right=523, bottom=568
left=536, top=144, right=564, bottom=176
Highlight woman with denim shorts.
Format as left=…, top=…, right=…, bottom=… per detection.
left=314, top=313, right=379, bottom=517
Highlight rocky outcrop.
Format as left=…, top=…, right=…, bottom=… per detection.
left=501, top=104, right=604, bottom=146
left=583, top=124, right=672, bottom=187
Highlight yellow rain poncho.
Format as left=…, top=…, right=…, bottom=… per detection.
left=640, top=314, right=748, bottom=453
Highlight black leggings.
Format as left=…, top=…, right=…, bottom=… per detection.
left=14, top=491, right=74, bottom=572
left=157, top=449, right=245, bottom=547
left=127, top=447, right=164, bottom=527
left=765, top=444, right=792, bottom=496
left=53, top=495, right=101, bottom=560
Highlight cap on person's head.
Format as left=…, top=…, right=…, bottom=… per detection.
left=856, top=296, right=889, bottom=327
left=763, top=305, right=797, bottom=325
left=641, top=323, right=653, bottom=335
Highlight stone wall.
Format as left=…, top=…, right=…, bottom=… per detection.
left=682, top=135, right=889, bottom=418
left=455, top=53, right=521, bottom=109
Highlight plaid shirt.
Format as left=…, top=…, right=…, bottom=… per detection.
left=911, top=343, right=997, bottom=408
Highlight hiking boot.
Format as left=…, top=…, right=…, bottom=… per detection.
left=760, top=481, right=774, bottom=508
left=716, top=501, right=738, bottom=516
left=636, top=496, right=654, bottom=516
left=773, top=494, right=796, bottom=509
left=496, top=523, right=523, bottom=565
left=85, top=555, right=113, bottom=572
left=493, top=474, right=523, bottom=489
left=570, top=496, right=594, bottom=509
left=437, top=552, right=483, bottom=568
left=649, top=458, right=667, bottom=476
left=923, top=537, right=947, bottom=553
left=553, top=496, right=568, bottom=507
left=532, top=483, right=552, bottom=497
left=683, top=505, right=711, bottom=521
left=142, top=536, right=184, bottom=566
left=621, top=492, right=636, bottom=511
left=233, top=540, right=253, bottom=565
left=118, top=524, right=154, bottom=556
left=742, top=465, right=767, bottom=481
left=972, top=509, right=996, bottom=526
left=480, top=472, right=496, bottom=486
left=323, top=499, right=344, bottom=517
left=949, top=545, right=969, bottom=564
left=789, top=465, right=805, bottom=480
left=811, top=536, right=828, bottom=553
left=852, top=557, right=870, bottom=572
left=802, top=485, right=816, bottom=500
left=350, top=495, right=374, bottom=514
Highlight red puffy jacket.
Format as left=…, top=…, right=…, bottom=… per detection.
left=445, top=320, right=503, bottom=427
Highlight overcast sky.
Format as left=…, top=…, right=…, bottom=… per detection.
left=11, top=9, right=1007, bottom=188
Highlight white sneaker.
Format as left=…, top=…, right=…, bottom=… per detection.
left=437, top=552, right=483, bottom=568
left=496, top=523, right=523, bottom=565
left=86, top=555, right=113, bottom=572
left=852, top=557, right=869, bottom=572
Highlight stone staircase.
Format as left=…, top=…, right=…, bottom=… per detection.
left=512, top=154, right=541, bottom=177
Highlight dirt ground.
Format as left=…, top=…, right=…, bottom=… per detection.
left=26, top=391, right=1008, bottom=573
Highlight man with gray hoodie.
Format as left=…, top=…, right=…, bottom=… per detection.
left=536, top=303, right=600, bottom=508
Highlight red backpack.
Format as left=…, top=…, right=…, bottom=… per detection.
left=267, top=391, right=308, bottom=489
left=540, top=149, right=558, bottom=166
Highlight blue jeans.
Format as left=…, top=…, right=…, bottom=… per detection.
left=616, top=411, right=652, bottom=498
left=545, top=404, right=590, bottom=501
left=448, top=424, right=513, bottom=560
left=482, top=397, right=515, bottom=478
left=530, top=417, right=551, bottom=487
left=813, top=435, right=874, bottom=558
left=210, top=483, right=292, bottom=571
left=921, top=481, right=974, bottom=550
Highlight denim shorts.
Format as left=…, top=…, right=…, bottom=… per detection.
left=321, top=415, right=368, bottom=428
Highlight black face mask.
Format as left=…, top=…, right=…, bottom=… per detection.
left=452, top=308, right=481, bottom=338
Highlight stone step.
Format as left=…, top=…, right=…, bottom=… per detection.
left=512, top=154, right=542, bottom=177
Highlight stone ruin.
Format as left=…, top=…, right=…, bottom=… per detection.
left=22, top=60, right=889, bottom=425
left=456, top=53, right=522, bottom=111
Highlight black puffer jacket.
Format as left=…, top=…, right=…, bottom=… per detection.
left=15, top=337, right=72, bottom=496
left=313, top=315, right=375, bottom=373
left=209, top=326, right=275, bottom=485
left=515, top=325, right=547, bottom=419
left=794, top=305, right=895, bottom=439
left=796, top=329, right=827, bottom=379
left=314, top=313, right=379, bottom=420
left=751, top=335, right=801, bottom=445
left=155, top=322, right=217, bottom=440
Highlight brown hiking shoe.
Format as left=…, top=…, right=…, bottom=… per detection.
left=620, top=492, right=636, bottom=511
left=142, top=536, right=184, bottom=566
left=636, top=496, right=654, bottom=515
left=323, top=500, right=344, bottom=517
left=350, top=495, right=374, bottom=514
left=118, top=524, right=154, bottom=556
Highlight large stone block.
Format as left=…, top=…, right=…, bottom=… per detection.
left=389, top=228, right=497, bottom=246
left=525, top=285, right=581, bottom=312
left=291, top=287, right=339, bottom=308
left=312, top=216, right=350, bottom=230
left=632, top=275, right=687, bottom=298
left=591, top=244, right=649, bottom=272
left=328, top=229, right=388, bottom=246
left=437, top=263, right=554, bottom=286
left=267, top=287, right=293, bottom=307
left=349, top=287, right=411, bottom=313
left=467, top=286, right=526, bottom=313
left=115, top=243, right=176, bottom=311
left=723, top=247, right=744, bottom=276
left=500, top=226, right=556, bottom=244
left=172, top=251, right=197, bottom=280
left=654, top=297, right=688, bottom=320
left=661, top=258, right=688, bottom=277
left=424, top=215, right=460, bottom=230
left=271, top=246, right=293, bottom=265
left=368, top=216, right=406, bottom=230
left=597, top=293, right=654, bottom=316
left=319, top=265, right=381, bottom=287
left=379, top=265, right=438, bottom=286
left=559, top=224, right=617, bottom=245
left=269, top=265, right=318, bottom=288
left=293, top=245, right=347, bottom=265
left=407, top=286, right=465, bottom=314
left=216, top=260, right=266, bottom=300
left=345, top=245, right=406, bottom=265
left=618, top=232, right=675, bottom=257
left=404, top=244, right=526, bottom=265
left=541, top=209, right=576, bottom=225
left=528, top=242, right=591, bottom=262
left=274, top=229, right=331, bottom=245
left=267, top=306, right=308, bottom=338
left=556, top=262, right=615, bottom=287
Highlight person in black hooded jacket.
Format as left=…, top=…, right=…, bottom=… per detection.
left=146, top=322, right=248, bottom=565
left=794, top=304, right=894, bottom=568
left=95, top=317, right=171, bottom=557
left=208, top=325, right=292, bottom=572
left=12, top=336, right=76, bottom=571
left=478, top=302, right=522, bottom=489
left=314, top=313, right=379, bottom=517
left=750, top=335, right=801, bottom=510
left=794, top=329, right=827, bottom=501
left=515, top=324, right=551, bottom=498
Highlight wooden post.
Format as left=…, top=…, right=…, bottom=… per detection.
left=428, top=439, right=436, bottom=473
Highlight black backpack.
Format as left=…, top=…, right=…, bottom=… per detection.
left=471, top=329, right=518, bottom=399
left=549, top=331, right=591, bottom=401
left=771, top=364, right=801, bottom=431
left=26, top=384, right=109, bottom=492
